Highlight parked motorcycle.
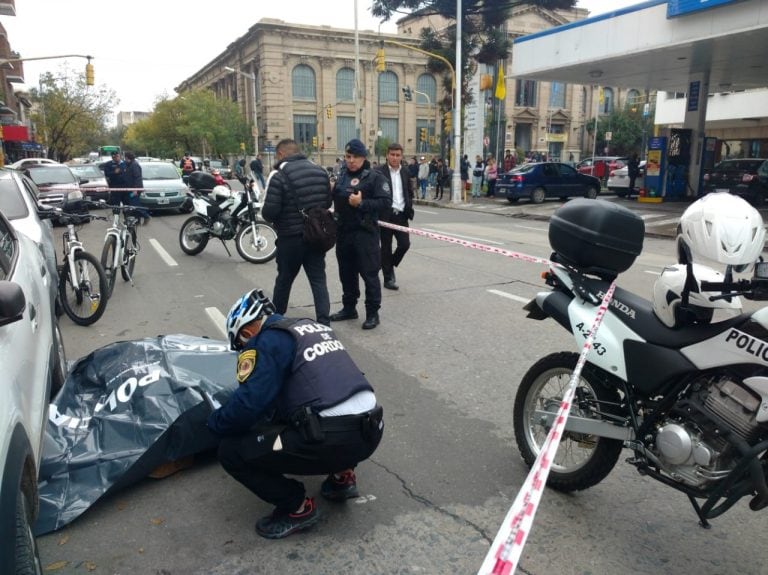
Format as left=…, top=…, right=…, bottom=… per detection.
left=514, top=193, right=768, bottom=527
left=178, top=172, right=277, bottom=264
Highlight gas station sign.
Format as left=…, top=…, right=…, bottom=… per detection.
left=667, top=0, right=740, bottom=18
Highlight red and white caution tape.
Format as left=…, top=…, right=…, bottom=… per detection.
left=378, top=220, right=551, bottom=266
left=477, top=280, right=617, bottom=575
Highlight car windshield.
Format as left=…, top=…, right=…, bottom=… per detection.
left=69, top=165, right=103, bottom=178
left=141, top=163, right=181, bottom=180
left=26, top=166, right=77, bottom=186
left=209, top=160, right=223, bottom=169
left=511, top=164, right=537, bottom=174
left=0, top=178, right=27, bottom=219
left=716, top=160, right=765, bottom=172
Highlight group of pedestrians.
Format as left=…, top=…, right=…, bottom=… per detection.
left=462, top=153, right=500, bottom=199
left=411, top=155, right=452, bottom=200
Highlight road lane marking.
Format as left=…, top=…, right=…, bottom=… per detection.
left=488, top=289, right=530, bottom=303
left=646, top=217, right=680, bottom=227
left=149, top=238, right=178, bottom=267
left=415, top=208, right=440, bottom=215
left=421, top=228, right=505, bottom=245
left=513, top=225, right=546, bottom=232
left=205, top=307, right=228, bottom=338
left=644, top=270, right=662, bottom=276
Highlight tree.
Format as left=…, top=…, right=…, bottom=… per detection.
left=124, top=90, right=249, bottom=159
left=31, top=64, right=117, bottom=161
left=586, top=108, right=644, bottom=156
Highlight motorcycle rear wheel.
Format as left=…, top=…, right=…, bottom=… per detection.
left=513, top=351, right=623, bottom=492
left=235, top=222, right=277, bottom=263
left=179, top=216, right=210, bottom=255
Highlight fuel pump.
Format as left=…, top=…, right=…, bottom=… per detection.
left=665, top=128, right=692, bottom=199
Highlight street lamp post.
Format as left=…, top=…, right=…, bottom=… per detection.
left=225, top=66, right=259, bottom=157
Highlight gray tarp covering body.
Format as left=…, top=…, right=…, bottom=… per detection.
left=35, top=334, right=237, bottom=535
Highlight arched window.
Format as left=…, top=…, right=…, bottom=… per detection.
left=378, top=71, right=398, bottom=104
left=415, top=74, right=436, bottom=105
left=292, top=64, right=316, bottom=101
left=601, top=87, right=614, bottom=114
left=626, top=89, right=641, bottom=109
left=336, top=67, right=355, bottom=102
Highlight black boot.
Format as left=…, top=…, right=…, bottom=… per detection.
left=330, top=307, right=358, bottom=321
left=383, top=269, right=398, bottom=290
left=362, top=313, right=380, bottom=330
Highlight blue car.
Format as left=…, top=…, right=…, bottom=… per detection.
left=496, top=162, right=601, bottom=204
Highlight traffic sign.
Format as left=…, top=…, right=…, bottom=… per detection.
left=605, top=131, right=612, bottom=141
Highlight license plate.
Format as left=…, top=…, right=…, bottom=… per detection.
left=157, top=198, right=169, bottom=204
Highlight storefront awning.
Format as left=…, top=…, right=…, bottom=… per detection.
left=1, top=125, right=29, bottom=142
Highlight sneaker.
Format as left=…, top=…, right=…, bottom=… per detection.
left=255, top=497, right=320, bottom=539
left=321, top=470, right=359, bottom=501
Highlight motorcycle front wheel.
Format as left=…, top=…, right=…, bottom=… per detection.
left=513, top=351, right=623, bottom=492
left=235, top=222, right=277, bottom=263
left=179, top=216, right=210, bottom=255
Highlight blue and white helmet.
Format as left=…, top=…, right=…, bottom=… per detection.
left=226, top=289, right=276, bottom=350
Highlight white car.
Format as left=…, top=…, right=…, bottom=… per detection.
left=607, top=160, right=646, bottom=197
left=8, top=158, right=61, bottom=170
left=0, top=210, right=67, bottom=574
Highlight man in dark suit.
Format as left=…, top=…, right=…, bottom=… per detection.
left=376, top=143, right=414, bottom=291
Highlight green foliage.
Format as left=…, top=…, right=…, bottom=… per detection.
left=30, top=64, right=117, bottom=161
left=124, top=90, right=249, bottom=158
left=586, top=108, right=645, bottom=156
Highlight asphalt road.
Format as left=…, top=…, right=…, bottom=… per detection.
left=40, top=201, right=768, bottom=575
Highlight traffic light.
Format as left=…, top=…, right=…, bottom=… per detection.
left=312, top=136, right=318, bottom=147
left=402, top=86, right=412, bottom=102
left=419, top=128, right=427, bottom=142
left=326, top=105, right=333, bottom=119
left=375, top=48, right=386, bottom=73
left=443, top=111, right=452, bottom=133
left=240, top=142, right=246, bottom=151
left=85, top=61, right=94, bottom=86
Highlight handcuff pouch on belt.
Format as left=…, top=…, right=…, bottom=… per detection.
left=289, top=406, right=325, bottom=444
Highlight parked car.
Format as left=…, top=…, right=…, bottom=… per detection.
left=137, top=161, right=190, bottom=212
left=67, top=164, right=109, bottom=202
left=607, top=160, right=646, bottom=197
left=702, top=158, right=768, bottom=205
left=496, top=162, right=601, bottom=204
left=576, top=156, right=627, bottom=180
left=0, top=210, right=67, bottom=575
left=22, top=164, right=85, bottom=213
left=207, top=159, right=232, bottom=179
left=8, top=158, right=61, bottom=170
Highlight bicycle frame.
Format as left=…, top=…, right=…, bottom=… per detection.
left=103, top=205, right=138, bottom=286
left=62, top=223, right=88, bottom=291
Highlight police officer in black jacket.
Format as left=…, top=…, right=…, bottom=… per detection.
left=330, top=139, right=392, bottom=330
left=262, top=139, right=333, bottom=326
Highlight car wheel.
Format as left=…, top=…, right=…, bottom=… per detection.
left=15, top=490, right=43, bottom=575
left=585, top=186, right=599, bottom=200
left=531, top=187, right=546, bottom=204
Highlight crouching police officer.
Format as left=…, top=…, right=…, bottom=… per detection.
left=207, top=288, right=384, bottom=539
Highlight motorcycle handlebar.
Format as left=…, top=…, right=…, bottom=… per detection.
left=700, top=278, right=768, bottom=301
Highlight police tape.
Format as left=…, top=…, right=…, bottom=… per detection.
left=377, top=220, right=551, bottom=266
left=477, top=280, right=617, bottom=575
left=84, top=187, right=146, bottom=192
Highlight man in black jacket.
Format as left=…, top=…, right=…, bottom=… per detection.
left=376, top=143, right=414, bottom=290
left=262, top=139, right=333, bottom=326
left=330, top=139, right=392, bottom=330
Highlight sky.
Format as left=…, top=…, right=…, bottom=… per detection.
left=2, top=0, right=638, bottom=114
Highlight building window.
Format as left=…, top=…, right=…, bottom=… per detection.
left=379, top=118, right=398, bottom=144
left=626, top=89, right=641, bottom=107
left=378, top=71, right=398, bottom=104
left=336, top=67, right=355, bottom=102
left=337, top=116, right=356, bottom=148
left=292, top=64, right=316, bottom=101
left=293, top=114, right=317, bottom=147
left=416, top=74, right=436, bottom=105
left=515, top=79, right=537, bottom=107
left=549, top=82, right=566, bottom=108
left=601, top=87, right=614, bottom=114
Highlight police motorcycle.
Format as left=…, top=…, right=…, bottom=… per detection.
left=178, top=171, right=277, bottom=264
left=514, top=192, right=768, bottom=526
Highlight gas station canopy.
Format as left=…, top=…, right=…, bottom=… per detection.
left=512, top=0, right=768, bottom=93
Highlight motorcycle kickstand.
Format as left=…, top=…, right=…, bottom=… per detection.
left=687, top=495, right=712, bottom=529
left=219, top=238, right=233, bottom=258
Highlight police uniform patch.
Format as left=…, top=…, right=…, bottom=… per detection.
left=350, top=178, right=360, bottom=187
left=236, top=349, right=257, bottom=383
left=382, top=182, right=391, bottom=192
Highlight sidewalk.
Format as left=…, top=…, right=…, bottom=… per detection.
left=413, top=192, right=710, bottom=239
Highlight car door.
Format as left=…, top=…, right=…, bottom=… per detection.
left=540, top=163, right=563, bottom=197
left=556, top=163, right=581, bottom=196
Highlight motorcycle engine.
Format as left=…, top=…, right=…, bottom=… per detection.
left=652, top=374, right=765, bottom=488
left=212, top=211, right=237, bottom=240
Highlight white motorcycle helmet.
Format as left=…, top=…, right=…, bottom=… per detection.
left=212, top=184, right=233, bottom=200
left=652, top=263, right=742, bottom=328
left=678, top=192, right=765, bottom=268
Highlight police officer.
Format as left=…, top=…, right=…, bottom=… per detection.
left=208, top=289, right=384, bottom=540
left=330, top=138, right=392, bottom=329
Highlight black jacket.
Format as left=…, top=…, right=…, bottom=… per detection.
left=375, top=163, right=414, bottom=221
left=333, top=162, right=391, bottom=233
left=262, top=154, right=332, bottom=237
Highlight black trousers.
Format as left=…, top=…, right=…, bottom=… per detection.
left=380, top=212, right=410, bottom=281
left=217, top=410, right=384, bottom=513
left=272, top=235, right=331, bottom=325
left=335, top=229, right=382, bottom=315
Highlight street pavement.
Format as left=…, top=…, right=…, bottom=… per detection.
left=413, top=191, right=768, bottom=240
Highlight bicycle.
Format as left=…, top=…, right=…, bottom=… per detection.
left=56, top=211, right=109, bottom=326
left=100, top=203, right=143, bottom=299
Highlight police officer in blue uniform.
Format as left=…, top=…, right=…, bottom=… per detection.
left=330, top=139, right=392, bottom=329
left=208, top=289, right=384, bottom=539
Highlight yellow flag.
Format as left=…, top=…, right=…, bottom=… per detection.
left=599, top=87, right=604, bottom=104
left=494, top=64, right=506, bottom=100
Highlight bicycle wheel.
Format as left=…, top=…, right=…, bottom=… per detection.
left=121, top=227, right=137, bottom=281
left=235, top=222, right=278, bottom=263
left=100, top=236, right=118, bottom=299
left=59, top=251, right=108, bottom=326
